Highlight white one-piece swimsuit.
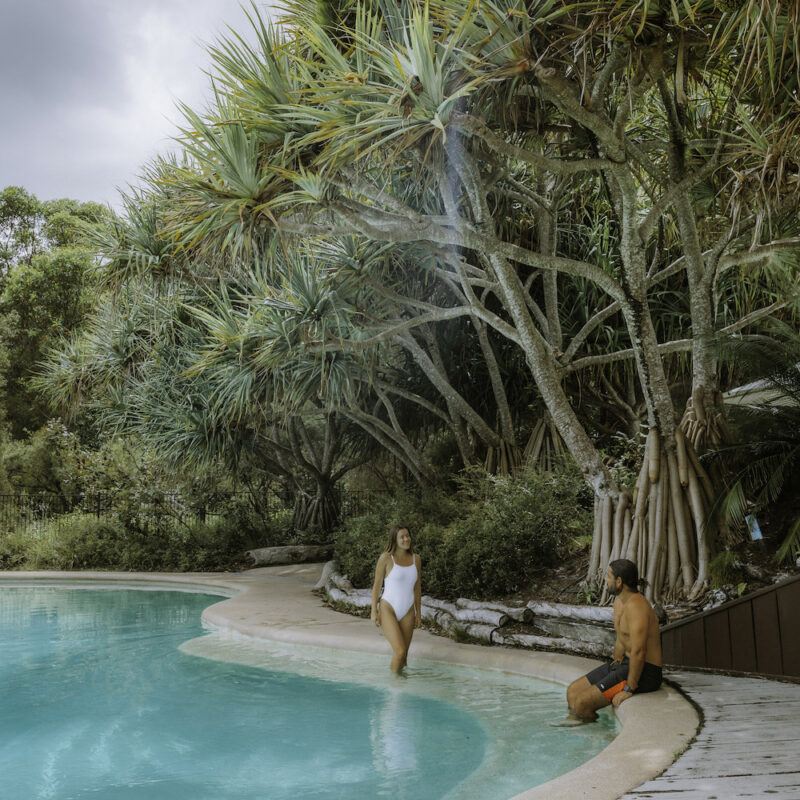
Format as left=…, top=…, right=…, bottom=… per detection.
left=380, top=555, right=418, bottom=620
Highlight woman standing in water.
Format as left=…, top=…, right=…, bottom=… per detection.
left=370, top=524, right=422, bottom=672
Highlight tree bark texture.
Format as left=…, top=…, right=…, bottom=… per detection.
left=591, top=426, right=710, bottom=602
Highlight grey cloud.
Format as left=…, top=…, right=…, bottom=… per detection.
left=0, top=0, right=259, bottom=207
left=0, top=1, right=126, bottom=111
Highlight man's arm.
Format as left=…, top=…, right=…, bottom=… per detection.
left=623, top=598, right=649, bottom=691
left=612, top=599, right=625, bottom=663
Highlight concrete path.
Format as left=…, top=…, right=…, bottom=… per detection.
left=621, top=671, right=800, bottom=800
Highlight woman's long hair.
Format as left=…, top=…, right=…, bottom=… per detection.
left=384, top=524, right=414, bottom=555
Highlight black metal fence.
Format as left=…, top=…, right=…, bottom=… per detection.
left=0, top=488, right=391, bottom=536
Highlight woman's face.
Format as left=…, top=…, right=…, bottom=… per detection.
left=395, top=528, right=411, bottom=550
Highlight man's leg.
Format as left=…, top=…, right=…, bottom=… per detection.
left=567, top=676, right=591, bottom=712
left=571, top=683, right=611, bottom=721
left=559, top=661, right=624, bottom=724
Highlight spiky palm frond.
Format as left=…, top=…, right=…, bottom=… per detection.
left=82, top=190, right=177, bottom=287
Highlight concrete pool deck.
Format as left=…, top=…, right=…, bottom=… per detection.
left=1, top=564, right=697, bottom=800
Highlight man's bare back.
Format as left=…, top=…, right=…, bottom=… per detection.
left=615, top=591, right=662, bottom=667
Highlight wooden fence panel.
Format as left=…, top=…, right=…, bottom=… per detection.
left=777, top=580, right=800, bottom=677
left=679, top=618, right=706, bottom=667
left=660, top=574, right=800, bottom=680
left=704, top=612, right=732, bottom=671
left=728, top=602, right=757, bottom=673
left=752, top=593, right=783, bottom=676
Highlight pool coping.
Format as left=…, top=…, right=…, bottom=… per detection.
left=0, top=566, right=699, bottom=800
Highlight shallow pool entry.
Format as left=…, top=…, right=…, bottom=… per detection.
left=0, top=587, right=616, bottom=799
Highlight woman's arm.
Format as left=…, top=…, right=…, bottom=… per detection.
left=371, top=553, right=387, bottom=626
left=413, top=554, right=422, bottom=628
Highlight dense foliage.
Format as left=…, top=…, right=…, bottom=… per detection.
left=334, top=466, right=592, bottom=598
left=0, top=187, right=109, bottom=436
left=5, top=0, right=800, bottom=592
left=0, top=422, right=293, bottom=571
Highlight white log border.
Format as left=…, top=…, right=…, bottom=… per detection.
left=320, top=562, right=616, bottom=657
left=456, top=597, right=534, bottom=623
left=526, top=600, right=614, bottom=625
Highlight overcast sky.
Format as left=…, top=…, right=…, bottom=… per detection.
left=0, top=0, right=266, bottom=210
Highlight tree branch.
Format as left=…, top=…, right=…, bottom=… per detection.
left=564, top=338, right=691, bottom=372
left=374, top=379, right=450, bottom=424
left=565, top=300, right=790, bottom=373
left=638, top=158, right=726, bottom=242
left=450, top=113, right=616, bottom=174
left=533, top=66, right=625, bottom=161
left=718, top=238, right=800, bottom=273
left=720, top=300, right=788, bottom=334
left=590, top=44, right=628, bottom=108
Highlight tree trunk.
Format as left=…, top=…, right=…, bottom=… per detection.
left=522, top=413, right=567, bottom=471
left=594, top=426, right=712, bottom=601
left=292, top=480, right=341, bottom=537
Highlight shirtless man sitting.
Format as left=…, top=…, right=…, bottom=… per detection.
left=564, top=559, right=663, bottom=723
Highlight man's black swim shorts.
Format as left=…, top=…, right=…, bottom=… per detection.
left=585, top=657, right=662, bottom=701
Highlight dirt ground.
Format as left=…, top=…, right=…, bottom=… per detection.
left=505, top=539, right=799, bottom=624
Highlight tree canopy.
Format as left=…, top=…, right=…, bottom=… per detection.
left=0, top=187, right=110, bottom=436
left=39, top=0, right=800, bottom=597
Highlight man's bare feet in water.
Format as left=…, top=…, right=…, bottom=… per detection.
left=549, top=714, right=595, bottom=727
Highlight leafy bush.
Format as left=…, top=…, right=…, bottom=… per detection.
left=333, top=486, right=459, bottom=587
left=0, top=424, right=295, bottom=570
left=0, top=511, right=255, bottom=572
left=708, top=550, right=745, bottom=589
left=334, top=466, right=591, bottom=599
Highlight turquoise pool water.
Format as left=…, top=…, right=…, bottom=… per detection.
left=0, top=586, right=617, bottom=799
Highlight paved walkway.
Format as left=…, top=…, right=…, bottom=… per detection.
left=621, top=671, right=800, bottom=800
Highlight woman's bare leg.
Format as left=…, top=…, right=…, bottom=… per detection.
left=398, top=611, right=415, bottom=669
left=380, top=601, right=409, bottom=672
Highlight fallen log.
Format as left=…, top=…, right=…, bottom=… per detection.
left=421, top=596, right=509, bottom=627
left=454, top=598, right=533, bottom=623
left=326, top=586, right=372, bottom=608
left=493, top=630, right=609, bottom=658
left=313, top=560, right=336, bottom=590
left=525, top=600, right=614, bottom=625
left=532, top=617, right=615, bottom=647
left=424, top=611, right=497, bottom=643
left=455, top=622, right=498, bottom=643
left=327, top=570, right=354, bottom=591
left=247, top=544, right=334, bottom=567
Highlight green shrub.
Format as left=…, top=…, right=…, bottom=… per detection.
left=335, top=466, right=591, bottom=599
left=443, top=468, right=590, bottom=598
left=709, top=550, right=745, bottom=589
left=0, top=529, right=31, bottom=569
left=0, top=511, right=254, bottom=572
left=333, top=486, right=460, bottom=588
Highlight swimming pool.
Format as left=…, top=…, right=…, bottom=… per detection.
left=0, top=586, right=617, bottom=799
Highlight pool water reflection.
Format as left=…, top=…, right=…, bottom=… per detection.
left=0, top=587, right=616, bottom=799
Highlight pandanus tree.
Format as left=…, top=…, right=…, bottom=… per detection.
left=45, top=0, right=800, bottom=599
left=38, top=196, right=371, bottom=536
left=169, top=0, right=800, bottom=599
